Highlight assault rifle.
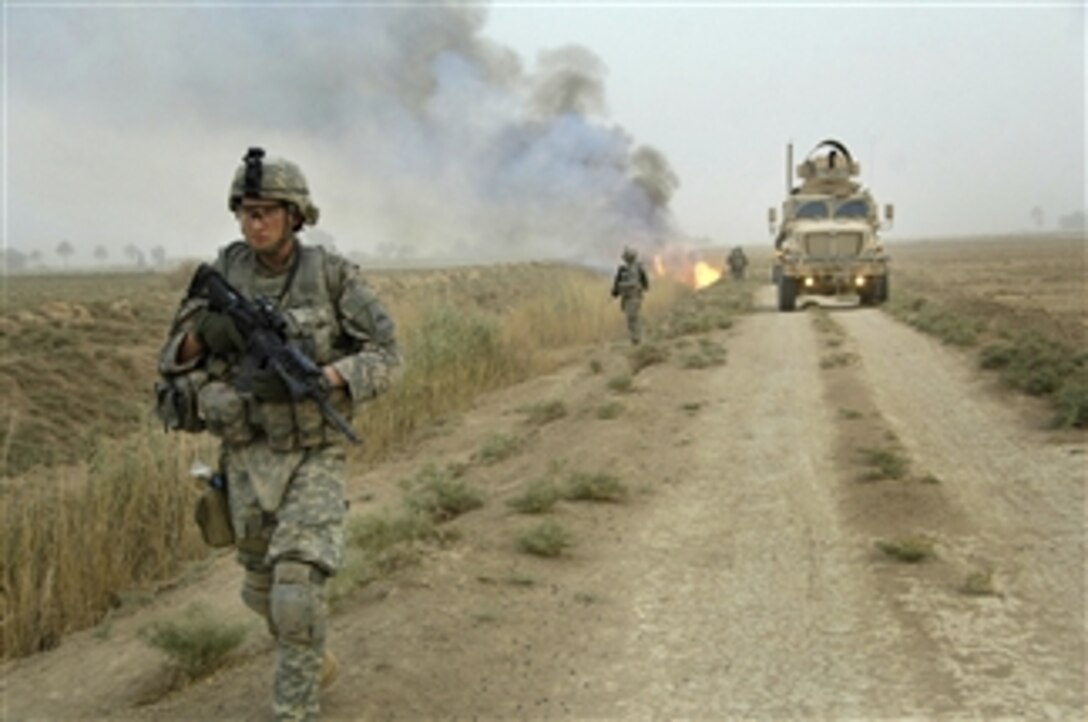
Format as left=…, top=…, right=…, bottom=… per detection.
left=187, top=263, right=362, bottom=444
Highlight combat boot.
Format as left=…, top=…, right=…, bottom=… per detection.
left=320, top=650, right=340, bottom=691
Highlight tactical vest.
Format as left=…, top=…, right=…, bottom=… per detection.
left=199, top=240, right=357, bottom=451
left=614, top=261, right=648, bottom=299
left=215, top=240, right=350, bottom=365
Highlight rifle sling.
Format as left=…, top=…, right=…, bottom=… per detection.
left=275, top=240, right=304, bottom=305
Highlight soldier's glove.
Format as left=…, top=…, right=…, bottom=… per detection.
left=249, top=368, right=292, bottom=403
left=194, top=310, right=245, bottom=357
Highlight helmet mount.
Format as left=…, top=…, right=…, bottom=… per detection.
left=242, top=147, right=266, bottom=198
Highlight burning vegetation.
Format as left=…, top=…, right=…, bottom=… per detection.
left=651, top=246, right=723, bottom=290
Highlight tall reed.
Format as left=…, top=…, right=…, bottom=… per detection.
left=2, top=430, right=214, bottom=658
left=1, top=264, right=690, bottom=660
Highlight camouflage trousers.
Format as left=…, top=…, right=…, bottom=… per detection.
left=225, top=442, right=347, bottom=722
left=621, top=295, right=643, bottom=344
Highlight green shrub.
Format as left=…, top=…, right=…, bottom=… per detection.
left=1053, top=377, right=1088, bottom=428
left=990, top=334, right=1081, bottom=396
left=562, top=471, right=628, bottom=502
left=347, top=509, right=442, bottom=555
left=140, top=605, right=248, bottom=679
left=628, top=343, right=669, bottom=373
left=858, top=447, right=910, bottom=481
left=888, top=295, right=982, bottom=346
left=679, top=338, right=727, bottom=369
left=820, top=352, right=858, bottom=369
left=473, top=433, right=523, bottom=465
left=507, top=479, right=562, bottom=514
left=516, top=520, right=573, bottom=557
left=875, top=537, right=935, bottom=563
left=962, top=569, right=998, bottom=596
left=595, top=401, right=624, bottom=419
left=979, top=343, right=1014, bottom=370
left=403, top=464, right=485, bottom=522
left=607, top=373, right=634, bottom=393
left=519, top=400, right=567, bottom=426
left=329, top=509, right=449, bottom=605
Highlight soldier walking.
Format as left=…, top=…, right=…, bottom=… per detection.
left=611, top=246, right=650, bottom=344
left=156, top=148, right=400, bottom=721
left=727, top=246, right=749, bottom=280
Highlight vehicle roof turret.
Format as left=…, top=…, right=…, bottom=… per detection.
left=796, top=139, right=861, bottom=196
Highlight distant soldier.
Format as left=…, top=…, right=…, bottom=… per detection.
left=727, top=246, right=749, bottom=280
left=611, top=246, right=650, bottom=344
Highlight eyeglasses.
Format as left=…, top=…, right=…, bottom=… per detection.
left=235, top=203, right=285, bottom=223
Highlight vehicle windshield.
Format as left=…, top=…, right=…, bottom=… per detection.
left=795, top=201, right=829, bottom=219
left=834, top=199, right=870, bottom=218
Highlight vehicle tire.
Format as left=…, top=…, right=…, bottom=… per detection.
left=878, top=273, right=890, bottom=303
left=772, top=265, right=782, bottom=284
left=859, top=279, right=875, bottom=306
left=777, top=276, right=797, bottom=312
left=859, top=276, right=883, bottom=306
left=864, top=276, right=886, bottom=306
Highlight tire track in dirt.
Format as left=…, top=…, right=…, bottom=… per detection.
left=443, top=287, right=965, bottom=719
left=579, top=301, right=948, bottom=719
left=834, top=307, right=1086, bottom=717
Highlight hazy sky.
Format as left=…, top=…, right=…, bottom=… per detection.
left=3, top=1, right=1084, bottom=267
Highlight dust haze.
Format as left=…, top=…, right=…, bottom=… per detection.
left=5, top=3, right=1085, bottom=270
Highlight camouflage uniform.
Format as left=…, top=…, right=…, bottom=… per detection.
left=611, top=247, right=650, bottom=344
left=158, top=150, right=399, bottom=722
left=727, top=246, right=748, bottom=280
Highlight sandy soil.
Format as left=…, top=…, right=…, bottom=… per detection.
left=3, top=285, right=1084, bottom=720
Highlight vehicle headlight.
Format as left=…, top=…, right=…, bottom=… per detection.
left=804, top=277, right=816, bottom=288
left=855, top=276, right=866, bottom=287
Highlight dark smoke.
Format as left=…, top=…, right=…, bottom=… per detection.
left=9, top=3, right=682, bottom=266
left=529, top=46, right=609, bottom=119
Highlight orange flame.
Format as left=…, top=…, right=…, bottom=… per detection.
left=693, top=261, right=722, bottom=289
left=649, top=247, right=721, bottom=289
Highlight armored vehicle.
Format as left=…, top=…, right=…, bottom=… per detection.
left=769, top=140, right=893, bottom=311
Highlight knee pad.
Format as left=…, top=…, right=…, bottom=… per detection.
left=270, top=561, right=327, bottom=646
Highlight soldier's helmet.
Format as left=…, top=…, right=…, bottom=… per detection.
left=622, top=246, right=638, bottom=262
left=229, top=147, right=320, bottom=228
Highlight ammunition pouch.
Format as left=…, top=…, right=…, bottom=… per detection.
left=254, top=392, right=353, bottom=452
left=194, top=484, right=235, bottom=548
left=198, top=381, right=256, bottom=446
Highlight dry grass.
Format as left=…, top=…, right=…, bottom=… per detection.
left=1, top=430, right=214, bottom=658
left=886, top=235, right=1087, bottom=427
left=0, top=261, right=696, bottom=660
left=890, top=235, right=1084, bottom=344
left=1, top=273, right=179, bottom=475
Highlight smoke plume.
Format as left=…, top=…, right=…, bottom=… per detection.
left=9, top=3, right=681, bottom=267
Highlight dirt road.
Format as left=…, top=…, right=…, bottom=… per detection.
left=3, top=286, right=1084, bottom=720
